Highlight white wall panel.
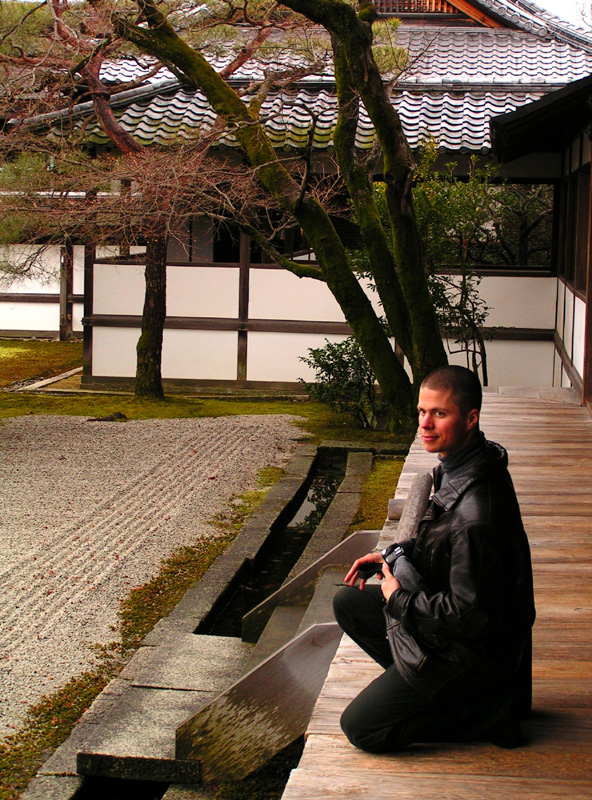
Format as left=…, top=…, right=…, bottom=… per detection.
left=162, top=329, right=237, bottom=380
left=447, top=340, right=554, bottom=387
left=247, top=332, right=349, bottom=382
left=73, top=302, right=84, bottom=332
left=93, top=264, right=145, bottom=315
left=563, top=286, right=575, bottom=361
left=556, top=280, right=565, bottom=344
left=92, top=327, right=138, bottom=376
left=248, top=270, right=345, bottom=322
left=73, top=246, right=86, bottom=294
left=478, top=276, right=556, bottom=328
left=553, top=350, right=562, bottom=386
left=573, top=294, right=586, bottom=380
left=167, top=267, right=239, bottom=318
left=0, top=302, right=59, bottom=330
left=0, top=245, right=61, bottom=293
left=561, top=365, right=571, bottom=388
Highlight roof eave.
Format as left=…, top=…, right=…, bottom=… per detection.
left=491, top=72, right=592, bottom=162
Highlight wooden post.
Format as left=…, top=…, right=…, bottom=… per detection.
left=82, top=245, right=95, bottom=379
left=59, top=241, right=74, bottom=341
left=237, top=232, right=250, bottom=382
left=583, top=132, right=592, bottom=408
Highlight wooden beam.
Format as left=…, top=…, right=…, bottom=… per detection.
left=448, top=0, right=505, bottom=27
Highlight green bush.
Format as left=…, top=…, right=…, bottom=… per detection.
left=300, top=337, right=388, bottom=429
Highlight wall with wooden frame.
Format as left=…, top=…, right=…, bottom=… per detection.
left=552, top=129, right=592, bottom=403
left=0, top=245, right=84, bottom=339
left=82, top=227, right=557, bottom=390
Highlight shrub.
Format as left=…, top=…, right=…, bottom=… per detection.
left=300, top=337, right=388, bottom=429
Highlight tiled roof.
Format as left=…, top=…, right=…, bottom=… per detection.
left=397, top=28, right=592, bottom=85
left=56, top=84, right=544, bottom=153
left=476, top=0, right=592, bottom=50
left=36, top=0, right=592, bottom=155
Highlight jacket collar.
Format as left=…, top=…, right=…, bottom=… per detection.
left=431, top=436, right=508, bottom=512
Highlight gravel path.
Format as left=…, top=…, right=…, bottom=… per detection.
left=0, top=414, right=303, bottom=739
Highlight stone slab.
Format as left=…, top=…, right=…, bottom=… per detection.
left=76, top=753, right=201, bottom=783
left=242, top=530, right=380, bottom=642
left=119, top=634, right=252, bottom=691
left=41, top=684, right=215, bottom=776
left=19, top=776, right=82, bottom=800
left=163, top=785, right=216, bottom=800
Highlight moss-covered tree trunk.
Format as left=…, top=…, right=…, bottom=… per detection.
left=115, top=0, right=449, bottom=428
left=135, top=232, right=167, bottom=398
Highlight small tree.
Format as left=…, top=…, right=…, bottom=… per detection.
left=300, top=337, right=387, bottom=429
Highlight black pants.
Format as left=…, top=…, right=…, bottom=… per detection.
left=333, top=584, right=506, bottom=753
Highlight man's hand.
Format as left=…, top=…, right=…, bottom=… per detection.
left=379, top=561, right=401, bottom=602
left=344, top=552, right=384, bottom=590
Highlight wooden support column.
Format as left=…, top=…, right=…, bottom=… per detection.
left=59, top=241, right=74, bottom=341
left=82, top=245, right=95, bottom=378
left=583, top=132, right=592, bottom=409
left=237, top=232, right=250, bottom=381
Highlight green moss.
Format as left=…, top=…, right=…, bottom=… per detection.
left=346, top=455, right=404, bottom=535
left=0, top=669, right=114, bottom=800
left=0, top=340, right=82, bottom=388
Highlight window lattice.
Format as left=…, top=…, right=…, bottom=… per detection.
left=375, top=0, right=461, bottom=13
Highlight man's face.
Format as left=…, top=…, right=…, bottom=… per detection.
left=417, top=386, right=479, bottom=459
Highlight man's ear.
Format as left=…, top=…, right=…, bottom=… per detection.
left=467, top=409, right=480, bottom=431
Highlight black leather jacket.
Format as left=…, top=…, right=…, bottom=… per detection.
left=386, top=436, right=536, bottom=700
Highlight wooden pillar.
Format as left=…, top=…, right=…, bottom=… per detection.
left=237, top=232, right=250, bottom=382
left=82, top=245, right=95, bottom=379
left=59, top=241, right=74, bottom=341
left=583, top=132, right=592, bottom=409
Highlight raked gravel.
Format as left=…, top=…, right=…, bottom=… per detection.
left=0, top=413, right=303, bottom=739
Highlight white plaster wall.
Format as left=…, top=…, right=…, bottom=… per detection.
left=73, top=303, right=84, bottom=332
left=573, top=294, right=586, bottom=379
left=476, top=275, right=557, bottom=329
left=92, top=327, right=239, bottom=380
left=0, top=302, right=59, bottom=331
left=92, top=327, right=138, bottom=376
left=563, top=286, right=575, bottom=362
left=0, top=245, right=61, bottom=293
left=556, top=280, right=565, bottom=343
left=248, top=269, right=345, bottom=322
left=93, top=264, right=145, bottom=315
left=162, top=329, right=237, bottom=380
left=561, top=365, right=571, bottom=388
left=447, top=340, right=555, bottom=388
left=553, top=351, right=562, bottom=386
left=167, top=267, right=239, bottom=318
left=73, top=246, right=85, bottom=295
left=247, top=332, right=350, bottom=382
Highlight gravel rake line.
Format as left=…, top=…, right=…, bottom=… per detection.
left=0, top=425, right=265, bottom=654
left=0, top=419, right=257, bottom=592
left=1, top=415, right=303, bottom=737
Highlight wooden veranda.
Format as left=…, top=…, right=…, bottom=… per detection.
left=282, top=388, right=592, bottom=800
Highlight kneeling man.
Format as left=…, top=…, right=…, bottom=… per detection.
left=333, top=365, right=535, bottom=752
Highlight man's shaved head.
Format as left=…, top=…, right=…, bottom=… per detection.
left=420, top=365, right=482, bottom=417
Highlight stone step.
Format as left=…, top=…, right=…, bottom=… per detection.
left=39, top=634, right=253, bottom=784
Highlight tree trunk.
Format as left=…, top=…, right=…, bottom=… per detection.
left=135, top=233, right=167, bottom=398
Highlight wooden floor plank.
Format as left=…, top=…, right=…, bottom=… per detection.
left=282, top=390, right=592, bottom=800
